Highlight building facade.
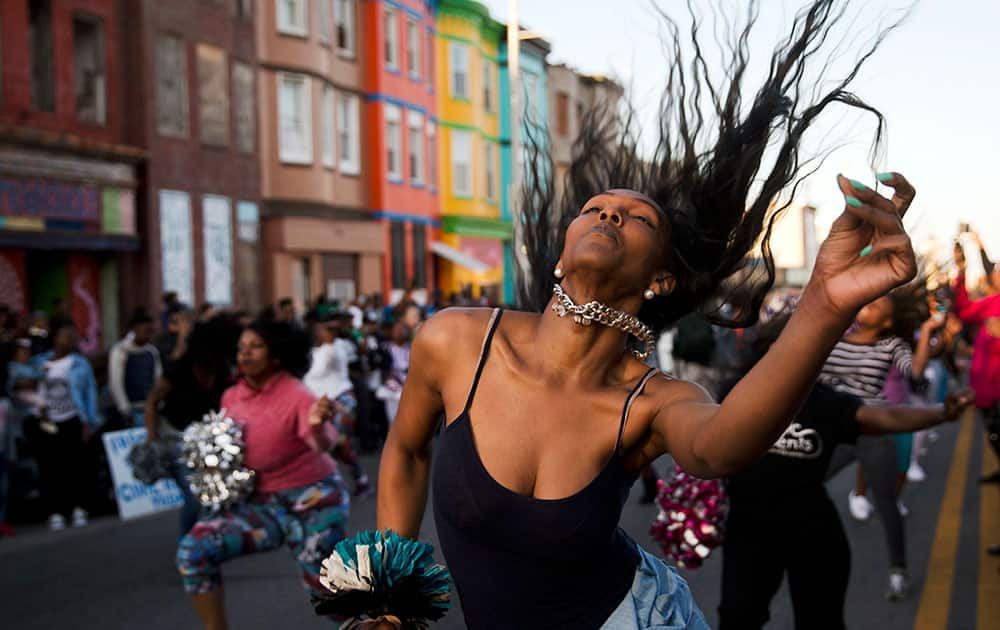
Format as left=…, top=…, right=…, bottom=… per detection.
left=363, top=0, right=438, bottom=305
left=547, top=63, right=623, bottom=203
left=433, top=0, right=506, bottom=304
left=499, top=31, right=549, bottom=304
left=257, top=0, right=377, bottom=311
left=0, top=0, right=143, bottom=351
left=122, top=0, right=261, bottom=317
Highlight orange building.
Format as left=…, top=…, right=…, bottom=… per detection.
left=362, top=0, right=438, bottom=305
left=257, top=0, right=381, bottom=310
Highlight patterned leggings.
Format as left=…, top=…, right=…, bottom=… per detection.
left=176, top=473, right=349, bottom=596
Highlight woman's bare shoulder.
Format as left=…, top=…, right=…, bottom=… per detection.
left=416, top=307, right=539, bottom=361
left=642, top=369, right=716, bottom=408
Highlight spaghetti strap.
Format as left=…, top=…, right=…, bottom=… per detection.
left=616, top=368, right=658, bottom=451
left=462, top=308, right=504, bottom=413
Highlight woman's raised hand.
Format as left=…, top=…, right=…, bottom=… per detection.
left=807, top=173, right=917, bottom=318
left=309, top=395, right=334, bottom=427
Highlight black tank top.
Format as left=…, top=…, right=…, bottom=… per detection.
left=432, top=309, right=657, bottom=629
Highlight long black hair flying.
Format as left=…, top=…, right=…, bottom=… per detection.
left=518, top=0, right=907, bottom=334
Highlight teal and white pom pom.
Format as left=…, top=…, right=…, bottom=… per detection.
left=313, top=530, right=451, bottom=629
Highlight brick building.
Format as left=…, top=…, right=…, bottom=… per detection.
left=121, top=0, right=261, bottom=317
left=0, top=0, right=143, bottom=351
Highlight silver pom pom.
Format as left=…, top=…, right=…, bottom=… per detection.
left=181, top=409, right=256, bottom=511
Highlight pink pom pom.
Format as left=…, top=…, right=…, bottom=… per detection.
left=649, top=464, right=728, bottom=569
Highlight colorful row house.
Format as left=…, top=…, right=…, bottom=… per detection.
left=433, top=0, right=507, bottom=305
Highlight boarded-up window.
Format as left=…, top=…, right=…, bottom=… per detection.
left=556, top=92, right=569, bottom=136
left=29, top=0, right=54, bottom=112
left=156, top=34, right=189, bottom=137
left=73, top=15, right=106, bottom=124
left=390, top=222, right=406, bottom=288
left=197, top=44, right=229, bottom=146
left=232, top=61, right=255, bottom=153
left=412, top=224, right=426, bottom=288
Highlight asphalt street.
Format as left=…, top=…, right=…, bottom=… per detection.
left=2, top=416, right=994, bottom=629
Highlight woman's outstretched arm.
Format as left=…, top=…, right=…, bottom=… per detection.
left=651, top=173, right=918, bottom=478
left=376, top=311, right=457, bottom=538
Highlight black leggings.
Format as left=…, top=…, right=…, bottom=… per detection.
left=719, top=491, right=850, bottom=630
left=23, top=416, right=89, bottom=517
left=983, top=404, right=1000, bottom=464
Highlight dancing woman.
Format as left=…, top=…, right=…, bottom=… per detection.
left=377, top=1, right=915, bottom=627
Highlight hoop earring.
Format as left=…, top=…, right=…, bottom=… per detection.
left=644, top=289, right=655, bottom=300
left=554, top=267, right=564, bottom=279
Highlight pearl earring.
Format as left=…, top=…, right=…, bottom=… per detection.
left=644, top=289, right=655, bottom=300
left=554, top=267, right=564, bottom=279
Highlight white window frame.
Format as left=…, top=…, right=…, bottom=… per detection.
left=337, top=91, right=361, bottom=175
left=385, top=104, right=403, bottom=181
left=450, top=129, right=472, bottom=197
left=334, top=0, right=356, bottom=58
left=407, top=110, right=424, bottom=185
left=277, top=72, right=313, bottom=164
left=427, top=120, right=437, bottom=190
left=384, top=8, right=399, bottom=71
left=482, top=59, right=493, bottom=112
left=318, top=0, right=331, bottom=43
left=321, top=84, right=336, bottom=168
left=277, top=0, right=309, bottom=37
left=406, top=19, right=420, bottom=80
left=448, top=42, right=469, bottom=99
left=485, top=141, right=496, bottom=202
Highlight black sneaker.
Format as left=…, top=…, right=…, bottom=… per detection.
left=980, top=470, right=1000, bottom=484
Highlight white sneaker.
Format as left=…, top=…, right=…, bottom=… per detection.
left=848, top=490, right=873, bottom=521
left=48, top=514, right=66, bottom=531
left=897, top=500, right=909, bottom=518
left=71, top=507, right=88, bottom=528
left=885, top=568, right=909, bottom=601
left=906, top=463, right=927, bottom=482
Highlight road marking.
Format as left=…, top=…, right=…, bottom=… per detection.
left=914, top=412, right=974, bottom=630
left=978, top=436, right=999, bottom=630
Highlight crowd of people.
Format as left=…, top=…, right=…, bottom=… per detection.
left=0, top=286, right=473, bottom=539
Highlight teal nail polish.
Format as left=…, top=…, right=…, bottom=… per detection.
left=845, top=195, right=863, bottom=207
left=860, top=244, right=873, bottom=257
left=877, top=172, right=893, bottom=183
left=850, top=179, right=867, bottom=191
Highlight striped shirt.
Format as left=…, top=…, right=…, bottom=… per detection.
left=818, top=337, right=914, bottom=404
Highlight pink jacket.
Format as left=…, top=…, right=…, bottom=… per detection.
left=954, top=274, right=1000, bottom=408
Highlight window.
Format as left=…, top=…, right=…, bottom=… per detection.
left=278, top=73, right=312, bottom=163
left=406, top=20, right=419, bottom=79
left=73, top=15, right=106, bottom=125
left=390, top=222, right=406, bottom=288
left=334, top=0, right=355, bottom=56
left=556, top=91, right=569, bottom=136
left=156, top=34, right=189, bottom=137
left=485, top=142, right=496, bottom=202
left=337, top=91, right=360, bottom=174
left=236, top=0, right=253, bottom=19
left=318, top=0, right=331, bottom=43
left=197, top=44, right=229, bottom=146
left=232, top=61, right=255, bottom=153
left=277, top=0, right=308, bottom=36
left=29, top=0, right=54, bottom=112
left=202, top=195, right=233, bottom=305
left=427, top=121, right=437, bottom=190
left=407, top=111, right=424, bottom=185
left=448, top=42, right=469, bottom=99
left=159, top=190, right=194, bottom=306
left=482, top=60, right=493, bottom=112
left=385, top=104, right=402, bottom=180
left=426, top=30, right=434, bottom=85
left=322, top=85, right=336, bottom=167
left=412, top=225, right=427, bottom=288
left=450, top=129, right=472, bottom=196
left=384, top=8, right=399, bottom=70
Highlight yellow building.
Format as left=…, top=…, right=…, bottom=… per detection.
left=434, top=0, right=508, bottom=304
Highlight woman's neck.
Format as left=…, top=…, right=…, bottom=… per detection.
left=244, top=369, right=279, bottom=391
left=844, top=326, right=883, bottom=344
left=531, top=277, right=643, bottom=386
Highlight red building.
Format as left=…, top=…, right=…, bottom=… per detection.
left=0, top=0, right=142, bottom=351
left=362, top=0, right=438, bottom=304
left=121, top=0, right=261, bottom=317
